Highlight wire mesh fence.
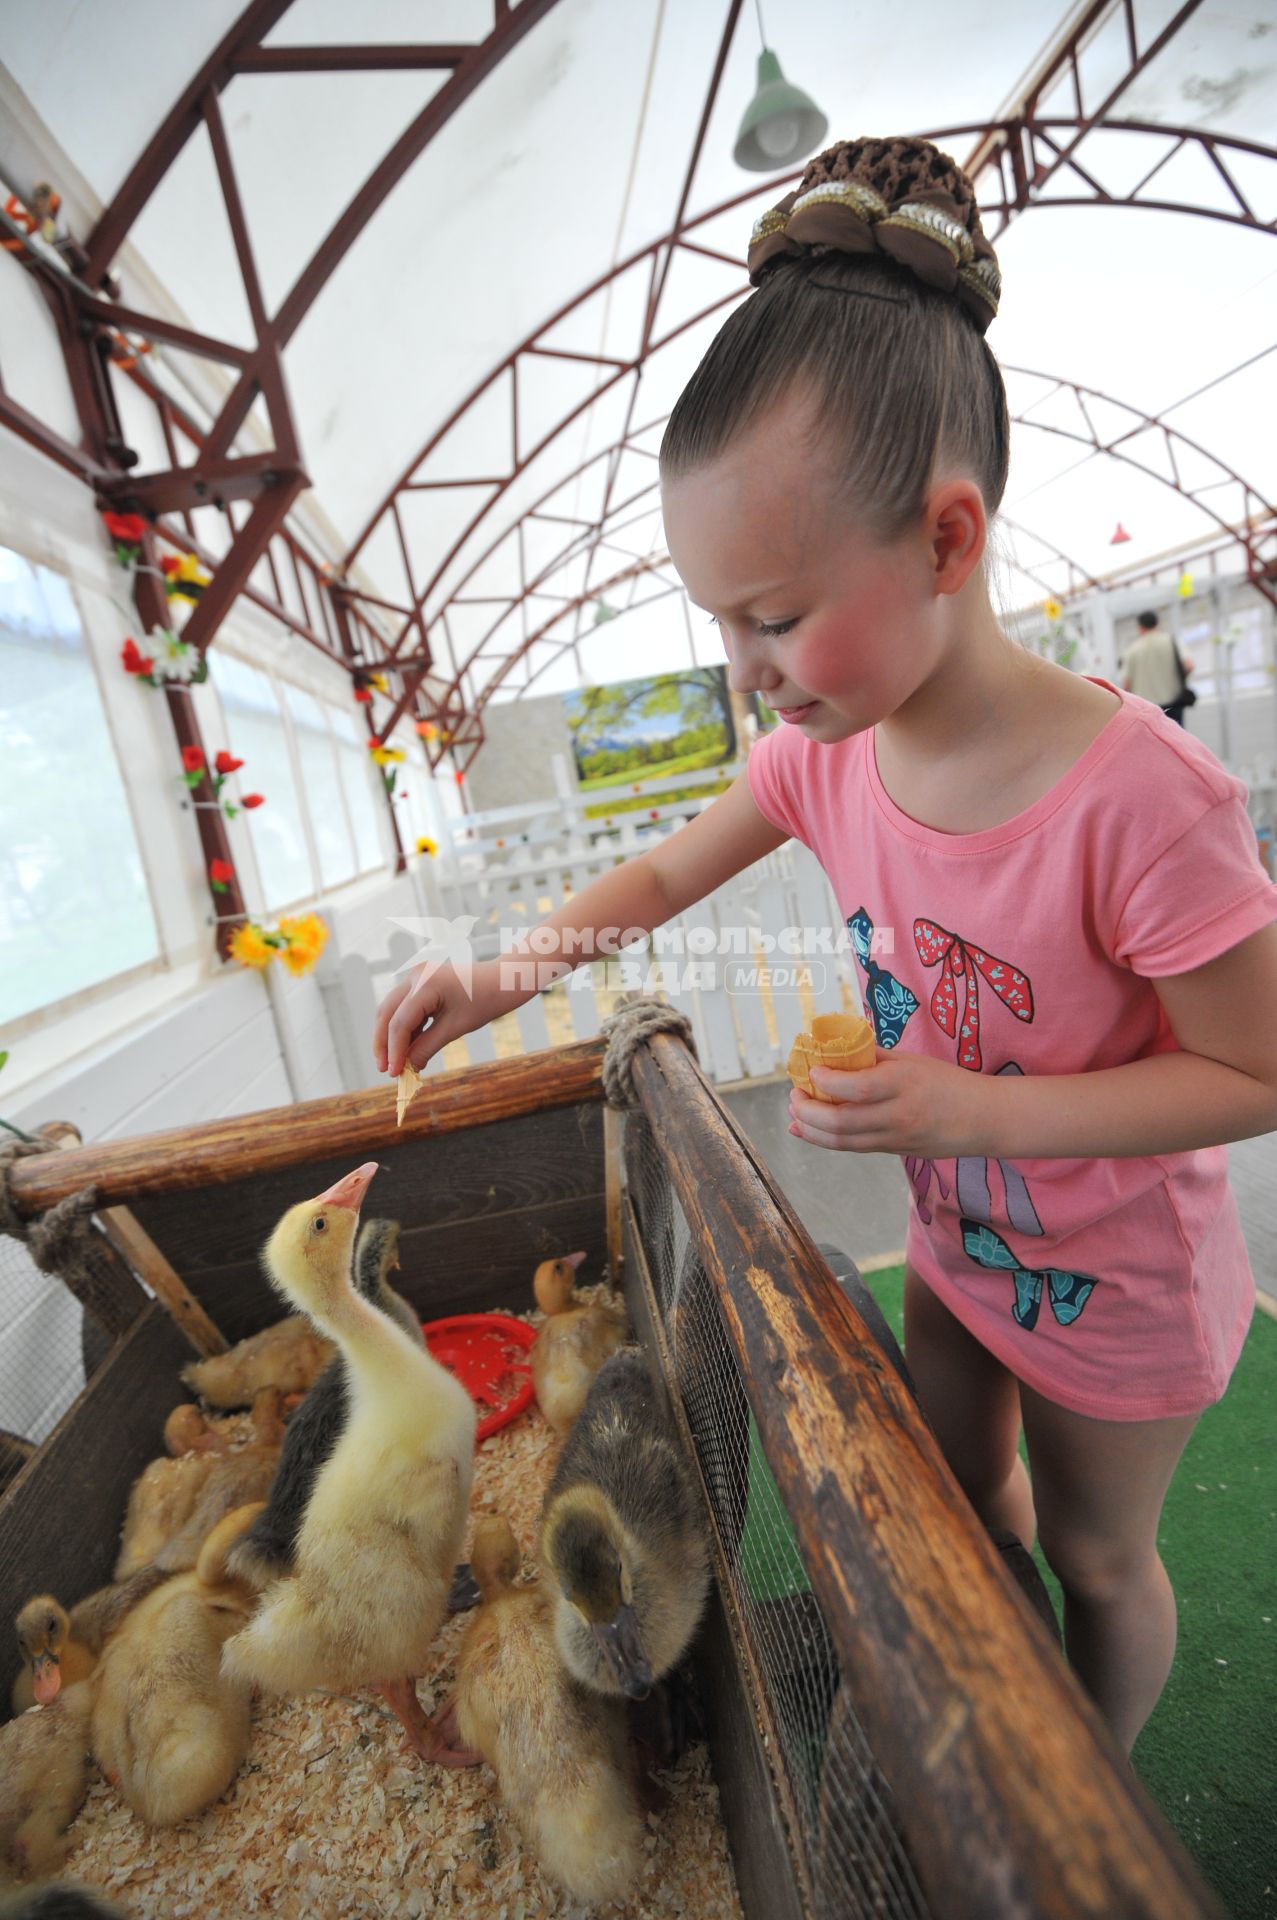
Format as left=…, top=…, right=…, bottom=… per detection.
left=628, top=1111, right=929, bottom=1920
left=0, top=1232, right=91, bottom=1466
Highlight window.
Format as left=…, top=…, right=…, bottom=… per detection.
left=285, top=687, right=357, bottom=888
left=0, top=547, right=159, bottom=1022
left=330, top=707, right=387, bottom=874
left=210, top=651, right=315, bottom=908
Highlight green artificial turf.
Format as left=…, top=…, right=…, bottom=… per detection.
left=854, top=1263, right=1277, bottom=1920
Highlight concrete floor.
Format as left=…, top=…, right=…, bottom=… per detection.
left=721, top=1075, right=1277, bottom=1309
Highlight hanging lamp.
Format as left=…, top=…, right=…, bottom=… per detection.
left=733, top=1, right=827, bottom=172
left=1110, top=522, right=1132, bottom=545
left=734, top=50, right=828, bottom=169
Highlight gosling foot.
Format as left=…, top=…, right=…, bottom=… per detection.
left=424, top=1690, right=483, bottom=1769
left=379, top=1678, right=480, bottom=1769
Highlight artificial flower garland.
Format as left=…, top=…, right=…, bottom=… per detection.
left=229, top=912, right=328, bottom=978
left=120, top=629, right=209, bottom=688
left=176, top=744, right=264, bottom=819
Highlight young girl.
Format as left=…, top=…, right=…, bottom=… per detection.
left=375, top=136, right=1277, bottom=1755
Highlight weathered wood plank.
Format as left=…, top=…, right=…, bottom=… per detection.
left=0, top=1305, right=191, bottom=1710
left=127, top=1104, right=605, bottom=1278
left=98, top=1205, right=229, bottom=1356
left=153, top=1196, right=610, bottom=1346
left=630, top=1032, right=1222, bottom=1920
left=9, top=1040, right=607, bottom=1214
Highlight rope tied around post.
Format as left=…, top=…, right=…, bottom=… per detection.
left=0, top=1136, right=101, bottom=1273
left=0, top=1133, right=144, bottom=1342
left=600, top=996, right=698, bottom=1110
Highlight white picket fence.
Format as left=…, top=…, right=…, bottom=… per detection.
left=318, top=760, right=862, bottom=1088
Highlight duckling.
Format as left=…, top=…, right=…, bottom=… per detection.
left=10, top=1599, right=93, bottom=1715
left=227, top=1218, right=425, bottom=1589
left=540, top=1348, right=710, bottom=1700
left=150, top=1387, right=286, bottom=1575
left=180, top=1314, right=333, bottom=1410
left=450, top=1515, right=642, bottom=1907
left=0, top=1680, right=93, bottom=1879
left=163, top=1402, right=234, bottom=1456
left=113, top=1424, right=225, bottom=1580
left=90, top=1503, right=261, bottom=1827
left=530, top=1252, right=627, bottom=1435
left=221, top=1165, right=477, bottom=1764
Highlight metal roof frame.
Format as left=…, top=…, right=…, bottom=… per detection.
left=1, top=0, right=1274, bottom=769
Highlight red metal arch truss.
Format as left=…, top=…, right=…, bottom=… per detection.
left=378, top=353, right=1276, bottom=779
left=1, top=0, right=1275, bottom=780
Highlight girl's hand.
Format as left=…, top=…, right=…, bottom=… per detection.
left=375, top=955, right=519, bottom=1077
left=788, top=1047, right=995, bottom=1158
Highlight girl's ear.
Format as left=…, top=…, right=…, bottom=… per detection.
left=926, top=477, right=987, bottom=597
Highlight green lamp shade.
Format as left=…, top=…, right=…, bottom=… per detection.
left=733, top=48, right=828, bottom=172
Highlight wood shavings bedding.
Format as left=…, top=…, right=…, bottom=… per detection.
left=59, top=1302, right=743, bottom=1920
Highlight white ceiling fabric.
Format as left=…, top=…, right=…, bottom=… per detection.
left=3, top=0, right=1274, bottom=704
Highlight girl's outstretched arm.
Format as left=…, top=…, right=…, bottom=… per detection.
left=375, top=774, right=789, bottom=1076
left=791, top=922, right=1277, bottom=1160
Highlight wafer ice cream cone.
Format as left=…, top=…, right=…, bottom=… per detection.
left=787, top=1012, right=876, bottom=1101
left=396, top=1062, right=424, bottom=1128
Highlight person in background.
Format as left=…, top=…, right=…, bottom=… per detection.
left=1122, top=610, right=1193, bottom=726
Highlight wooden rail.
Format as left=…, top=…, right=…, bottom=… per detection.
left=630, top=1031, right=1222, bottom=1920
left=7, top=1040, right=606, bottom=1215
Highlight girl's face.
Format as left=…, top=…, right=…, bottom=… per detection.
left=661, top=390, right=947, bottom=743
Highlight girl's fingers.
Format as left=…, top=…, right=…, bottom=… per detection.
left=809, top=1064, right=892, bottom=1102
left=386, top=978, right=444, bottom=1076
left=406, top=1016, right=456, bottom=1074
left=373, top=978, right=411, bottom=1072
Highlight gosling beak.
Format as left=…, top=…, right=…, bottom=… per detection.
left=32, top=1652, right=61, bottom=1705
left=315, top=1162, right=379, bottom=1212
left=565, top=1250, right=588, bottom=1271
left=593, top=1602, right=653, bottom=1701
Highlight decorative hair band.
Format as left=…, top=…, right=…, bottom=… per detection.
left=746, top=135, right=1002, bottom=333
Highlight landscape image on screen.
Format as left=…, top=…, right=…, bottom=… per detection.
left=563, top=667, right=738, bottom=816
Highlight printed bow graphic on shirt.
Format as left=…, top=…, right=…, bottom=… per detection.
left=847, top=907, right=918, bottom=1048
left=960, top=1220, right=1097, bottom=1333
left=913, top=920, right=1034, bottom=1070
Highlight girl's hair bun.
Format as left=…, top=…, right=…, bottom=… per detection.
left=747, top=135, right=1002, bottom=331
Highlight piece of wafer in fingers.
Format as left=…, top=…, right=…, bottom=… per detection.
left=396, top=1062, right=424, bottom=1128
left=787, top=1012, right=877, bottom=1102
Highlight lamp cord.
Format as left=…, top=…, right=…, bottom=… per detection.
left=753, top=0, right=767, bottom=47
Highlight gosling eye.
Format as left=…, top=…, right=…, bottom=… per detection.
left=47, top=1616, right=57, bottom=1636
left=313, top=1216, right=327, bottom=1234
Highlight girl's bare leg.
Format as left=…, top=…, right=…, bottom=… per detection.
left=1019, top=1383, right=1196, bottom=1754
left=903, top=1265, right=1036, bottom=1545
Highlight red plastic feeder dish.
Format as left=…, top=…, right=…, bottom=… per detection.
left=421, top=1312, right=536, bottom=1442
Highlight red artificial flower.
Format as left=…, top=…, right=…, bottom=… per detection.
left=181, top=745, right=206, bottom=774
left=102, top=511, right=146, bottom=545
left=160, top=555, right=180, bottom=578
left=242, top=793, right=265, bottom=810
left=209, top=858, right=234, bottom=884
left=120, top=637, right=145, bottom=673
left=214, top=751, right=244, bottom=775
left=353, top=687, right=372, bottom=703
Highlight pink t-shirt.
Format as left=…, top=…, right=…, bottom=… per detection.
left=748, top=682, right=1277, bottom=1420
